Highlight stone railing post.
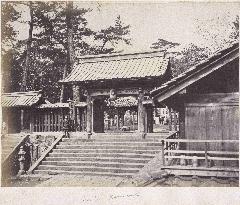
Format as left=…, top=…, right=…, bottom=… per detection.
left=18, top=146, right=26, bottom=175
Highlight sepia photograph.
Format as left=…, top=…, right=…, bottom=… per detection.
left=1, top=0, right=239, bottom=189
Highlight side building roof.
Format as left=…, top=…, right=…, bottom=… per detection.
left=60, top=51, right=169, bottom=83
left=1, top=91, right=44, bottom=108
left=150, top=43, right=239, bottom=102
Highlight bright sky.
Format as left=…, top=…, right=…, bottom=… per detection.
left=14, top=1, right=240, bottom=53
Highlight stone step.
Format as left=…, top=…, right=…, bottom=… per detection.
left=37, top=165, right=140, bottom=174
left=49, top=152, right=155, bottom=159
left=42, top=161, right=146, bottom=169
left=59, top=141, right=162, bottom=146
left=34, top=169, right=134, bottom=177
left=61, top=138, right=162, bottom=143
left=92, top=132, right=171, bottom=137
left=56, top=144, right=161, bottom=150
left=45, top=156, right=150, bottom=164
left=52, top=148, right=159, bottom=154
left=67, top=136, right=169, bottom=140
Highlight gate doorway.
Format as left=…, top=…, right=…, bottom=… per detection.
left=104, top=107, right=138, bottom=133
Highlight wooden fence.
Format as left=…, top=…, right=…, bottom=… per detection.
left=31, top=108, right=86, bottom=132
left=32, top=110, right=65, bottom=132
left=161, top=136, right=239, bottom=177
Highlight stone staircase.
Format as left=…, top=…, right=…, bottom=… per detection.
left=1, top=134, right=25, bottom=162
left=34, top=133, right=170, bottom=177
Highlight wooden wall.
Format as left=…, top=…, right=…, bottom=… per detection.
left=185, top=93, right=239, bottom=154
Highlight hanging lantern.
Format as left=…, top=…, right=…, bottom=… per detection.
left=109, top=89, right=116, bottom=100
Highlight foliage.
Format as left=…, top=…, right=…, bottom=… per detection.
left=195, top=14, right=239, bottom=52
left=151, top=15, right=239, bottom=77
left=170, top=44, right=208, bottom=77
left=1, top=2, right=131, bottom=102
left=151, top=38, right=180, bottom=51
left=229, top=15, right=239, bottom=42
left=1, top=2, right=20, bottom=51
left=93, top=15, right=131, bottom=54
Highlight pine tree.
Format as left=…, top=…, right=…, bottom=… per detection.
left=151, top=39, right=180, bottom=51
left=93, top=15, right=131, bottom=54
left=1, top=2, right=20, bottom=92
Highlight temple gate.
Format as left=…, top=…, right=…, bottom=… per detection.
left=59, top=51, right=172, bottom=137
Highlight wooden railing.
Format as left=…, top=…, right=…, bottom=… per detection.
left=161, top=131, right=179, bottom=166
left=161, top=137, right=239, bottom=169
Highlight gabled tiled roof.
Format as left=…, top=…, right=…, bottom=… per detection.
left=1, top=91, right=43, bottom=107
left=60, top=51, right=169, bottom=83
left=151, top=43, right=239, bottom=101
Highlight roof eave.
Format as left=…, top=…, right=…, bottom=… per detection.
left=151, top=45, right=239, bottom=103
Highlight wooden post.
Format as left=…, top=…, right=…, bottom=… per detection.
left=86, top=92, right=92, bottom=138
left=161, top=140, right=165, bottom=166
left=138, top=89, right=146, bottom=138
left=173, top=110, right=177, bottom=131
left=29, top=111, right=34, bottom=133
left=60, top=108, right=63, bottom=131
left=121, top=110, right=125, bottom=127
left=20, top=109, right=24, bottom=132
left=146, top=106, right=153, bottom=133
left=47, top=112, right=50, bottom=132
left=169, top=108, right=172, bottom=131
left=116, top=109, right=119, bottom=130
left=205, top=142, right=209, bottom=168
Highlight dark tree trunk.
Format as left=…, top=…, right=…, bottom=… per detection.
left=21, top=1, right=33, bottom=92
left=60, top=1, right=75, bottom=102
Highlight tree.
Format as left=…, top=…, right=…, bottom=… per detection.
left=1, top=2, right=20, bottom=51
left=60, top=1, right=74, bottom=102
left=151, top=38, right=180, bottom=51
left=170, top=43, right=208, bottom=76
left=93, top=15, right=131, bottom=54
left=229, top=15, right=239, bottom=42
left=1, top=2, right=20, bottom=92
left=1, top=3, right=132, bottom=102
left=195, top=14, right=239, bottom=53
left=20, top=1, right=33, bottom=92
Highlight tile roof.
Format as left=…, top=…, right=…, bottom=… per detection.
left=106, top=97, right=138, bottom=108
left=36, top=102, right=87, bottom=109
left=37, top=103, right=69, bottom=109
left=151, top=43, right=239, bottom=99
left=105, top=96, right=152, bottom=107
left=60, top=51, right=169, bottom=83
left=1, top=91, right=43, bottom=107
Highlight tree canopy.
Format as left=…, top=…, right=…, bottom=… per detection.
left=1, top=2, right=131, bottom=102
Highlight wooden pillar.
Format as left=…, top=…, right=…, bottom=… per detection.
left=116, top=109, right=119, bottom=130
left=72, top=85, right=80, bottom=103
left=146, top=106, right=153, bottom=133
left=86, top=92, right=92, bottom=138
left=30, top=110, right=34, bottom=133
left=169, top=108, right=173, bottom=131
left=20, top=109, right=24, bottom=132
left=92, top=98, right=104, bottom=133
left=138, top=89, right=146, bottom=137
left=173, top=110, right=177, bottom=131
left=121, top=110, right=125, bottom=126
